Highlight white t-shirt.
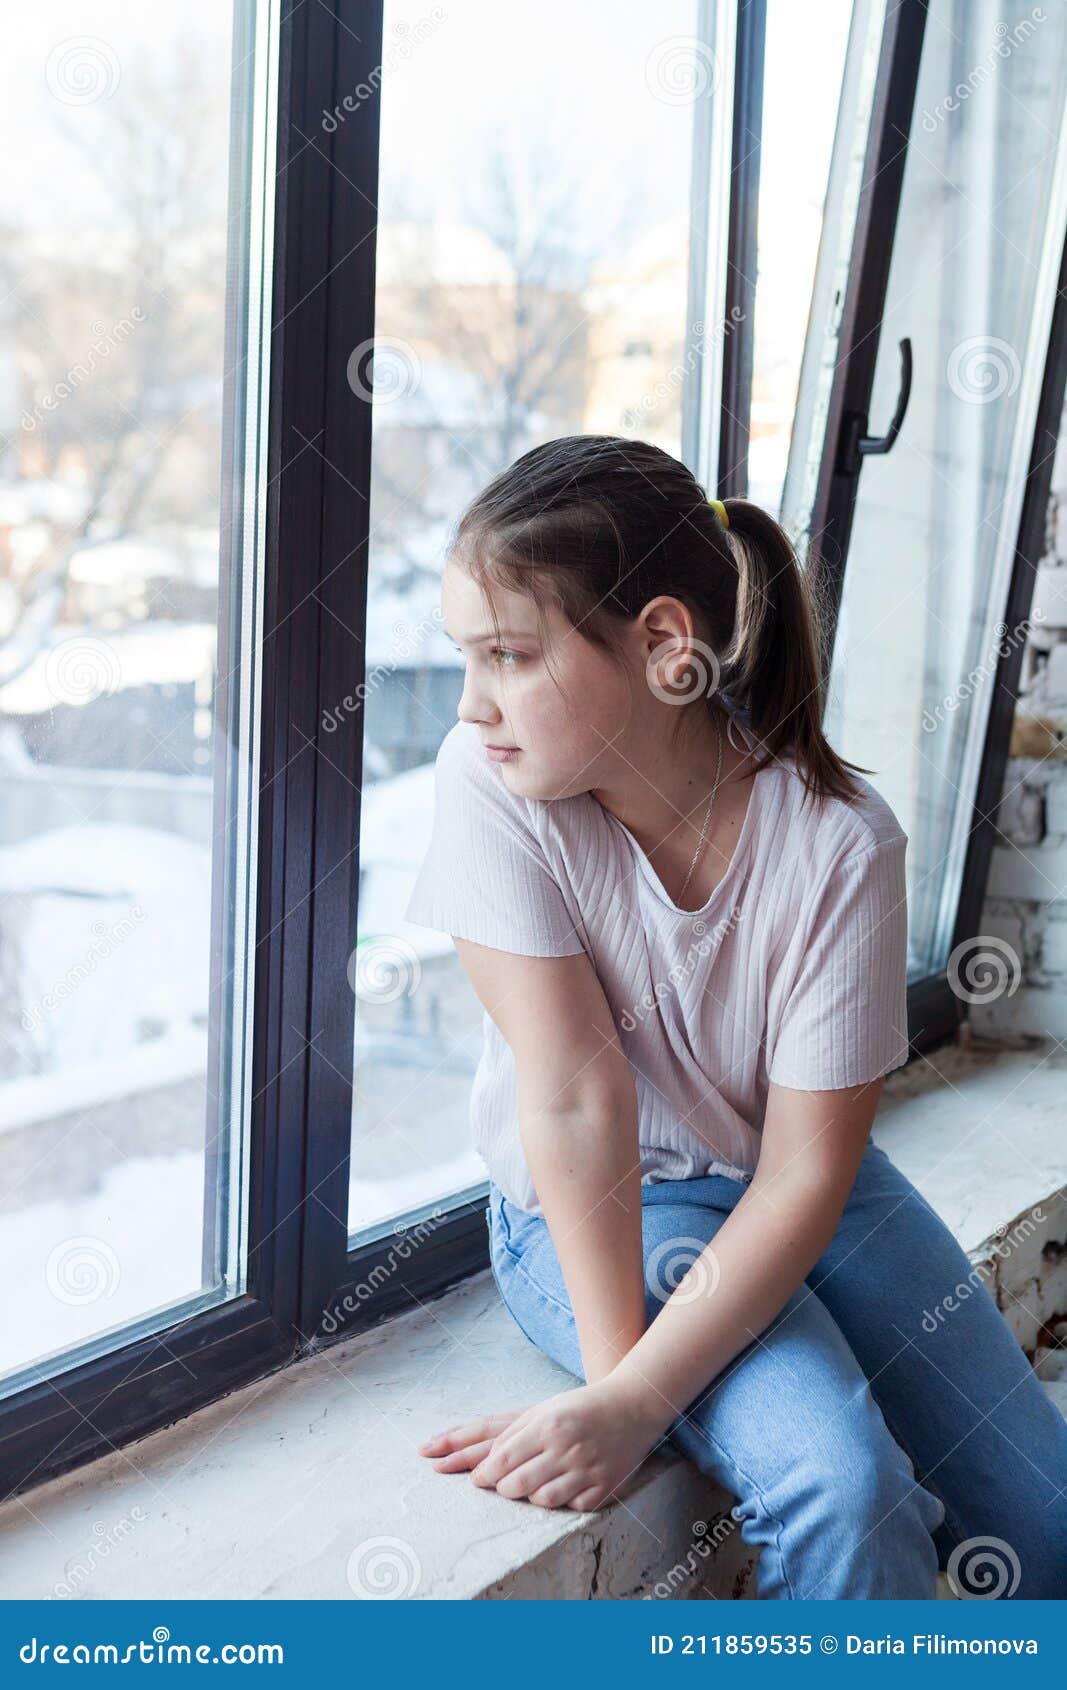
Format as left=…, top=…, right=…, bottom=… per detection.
left=403, top=708, right=910, bottom=1217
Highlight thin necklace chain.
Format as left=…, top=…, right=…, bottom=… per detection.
left=676, top=712, right=725, bottom=903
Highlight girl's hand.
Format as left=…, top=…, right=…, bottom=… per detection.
left=465, top=1377, right=669, bottom=1512
left=418, top=1410, right=528, bottom=1474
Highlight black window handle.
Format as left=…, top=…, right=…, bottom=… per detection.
left=839, top=337, right=912, bottom=476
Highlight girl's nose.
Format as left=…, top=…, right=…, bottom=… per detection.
left=457, top=672, right=500, bottom=728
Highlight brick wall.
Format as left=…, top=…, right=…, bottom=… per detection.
left=976, top=441, right=1067, bottom=1045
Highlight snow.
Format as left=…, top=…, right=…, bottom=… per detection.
left=348, top=1149, right=486, bottom=1235
left=1, top=821, right=210, bottom=1075
left=0, top=622, right=217, bottom=714
left=363, top=575, right=457, bottom=669
left=0, top=746, right=455, bottom=1380
left=0, top=1148, right=208, bottom=1383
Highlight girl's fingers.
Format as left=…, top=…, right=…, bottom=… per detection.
left=568, top=1485, right=609, bottom=1512
left=527, top=1474, right=590, bottom=1511
left=428, top=1436, right=496, bottom=1473
left=471, top=1423, right=544, bottom=1487
left=493, top=1450, right=573, bottom=1501
left=418, top=1413, right=517, bottom=1455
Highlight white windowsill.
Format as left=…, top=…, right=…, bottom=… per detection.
left=1, top=1036, right=1064, bottom=1601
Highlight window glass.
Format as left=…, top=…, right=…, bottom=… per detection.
left=0, top=1, right=271, bottom=1387
left=350, top=0, right=708, bottom=1235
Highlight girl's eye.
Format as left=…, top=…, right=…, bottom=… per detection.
left=491, top=648, right=521, bottom=667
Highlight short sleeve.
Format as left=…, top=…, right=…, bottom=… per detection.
left=767, top=839, right=910, bottom=1090
left=402, top=725, right=586, bottom=958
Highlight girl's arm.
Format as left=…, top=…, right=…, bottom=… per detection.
left=452, top=937, right=649, bottom=1382
left=607, top=1076, right=884, bottom=1419
left=456, top=1078, right=885, bottom=1510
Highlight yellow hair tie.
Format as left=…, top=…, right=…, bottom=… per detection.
left=707, top=497, right=730, bottom=529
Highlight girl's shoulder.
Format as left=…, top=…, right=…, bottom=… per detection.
left=769, top=747, right=907, bottom=870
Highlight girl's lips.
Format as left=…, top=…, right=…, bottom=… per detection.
left=484, top=746, right=520, bottom=763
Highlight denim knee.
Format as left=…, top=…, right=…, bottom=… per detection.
left=769, top=1436, right=943, bottom=1599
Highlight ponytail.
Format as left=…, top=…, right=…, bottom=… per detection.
left=714, top=498, right=874, bottom=805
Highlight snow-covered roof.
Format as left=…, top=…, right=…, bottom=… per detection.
left=0, top=622, right=217, bottom=714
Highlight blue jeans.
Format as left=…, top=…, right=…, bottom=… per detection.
left=487, top=1138, right=1067, bottom=1600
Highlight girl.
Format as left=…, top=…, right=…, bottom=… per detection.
left=405, top=435, right=1067, bottom=1600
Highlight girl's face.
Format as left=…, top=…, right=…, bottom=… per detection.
left=440, top=559, right=636, bottom=801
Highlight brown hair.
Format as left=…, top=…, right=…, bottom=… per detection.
left=448, top=433, right=874, bottom=806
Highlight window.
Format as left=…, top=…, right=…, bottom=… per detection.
left=0, top=4, right=269, bottom=1391
left=5, top=0, right=1067, bottom=1501
left=348, top=0, right=718, bottom=1239
left=779, top=0, right=1067, bottom=1037
left=824, top=4, right=1067, bottom=979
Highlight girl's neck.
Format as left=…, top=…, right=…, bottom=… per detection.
left=591, top=705, right=757, bottom=858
